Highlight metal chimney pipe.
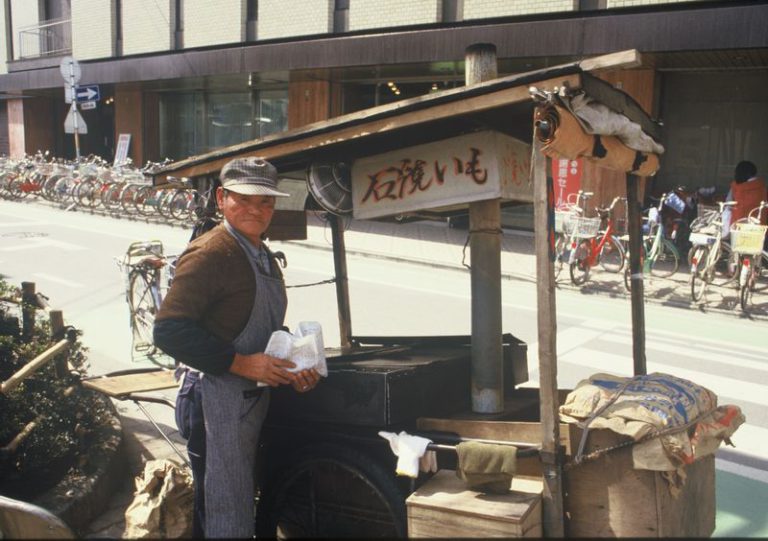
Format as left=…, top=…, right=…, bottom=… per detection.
left=465, top=43, right=504, bottom=414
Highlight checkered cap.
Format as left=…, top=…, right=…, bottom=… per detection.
left=219, top=157, right=289, bottom=197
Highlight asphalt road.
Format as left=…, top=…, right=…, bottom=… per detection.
left=1, top=199, right=766, bottom=537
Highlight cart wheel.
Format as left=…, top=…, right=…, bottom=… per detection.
left=256, top=443, right=407, bottom=539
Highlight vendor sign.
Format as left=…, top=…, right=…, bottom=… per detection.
left=351, top=130, right=532, bottom=219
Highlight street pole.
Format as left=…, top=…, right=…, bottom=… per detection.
left=68, top=63, right=81, bottom=160
left=626, top=173, right=647, bottom=375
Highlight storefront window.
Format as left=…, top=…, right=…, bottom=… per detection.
left=159, top=89, right=288, bottom=161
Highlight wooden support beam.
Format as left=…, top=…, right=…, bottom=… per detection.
left=466, top=43, right=504, bottom=414
left=532, top=135, right=565, bottom=537
left=625, top=173, right=647, bottom=375
left=328, top=214, right=352, bottom=349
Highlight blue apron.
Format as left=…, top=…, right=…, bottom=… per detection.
left=200, top=227, right=287, bottom=538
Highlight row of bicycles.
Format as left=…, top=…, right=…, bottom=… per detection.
left=0, top=152, right=213, bottom=224
left=554, top=189, right=768, bottom=313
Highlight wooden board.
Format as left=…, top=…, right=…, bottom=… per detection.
left=406, top=470, right=542, bottom=538
left=81, top=370, right=177, bottom=398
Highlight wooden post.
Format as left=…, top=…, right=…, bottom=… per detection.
left=328, top=213, right=352, bottom=350
left=21, top=282, right=36, bottom=342
left=625, top=174, right=647, bottom=375
left=532, top=136, right=565, bottom=537
left=49, top=310, right=68, bottom=378
left=466, top=43, right=504, bottom=414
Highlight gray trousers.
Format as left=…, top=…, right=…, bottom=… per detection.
left=201, top=372, right=269, bottom=538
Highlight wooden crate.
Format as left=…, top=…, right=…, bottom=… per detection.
left=406, top=470, right=542, bottom=538
left=417, top=409, right=716, bottom=538
left=564, top=427, right=715, bottom=538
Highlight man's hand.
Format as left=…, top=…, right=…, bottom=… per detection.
left=290, top=368, right=321, bottom=393
left=229, top=352, right=295, bottom=386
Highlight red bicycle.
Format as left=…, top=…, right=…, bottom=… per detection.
left=569, top=195, right=627, bottom=285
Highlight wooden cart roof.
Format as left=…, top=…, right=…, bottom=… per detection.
left=153, top=49, right=656, bottom=181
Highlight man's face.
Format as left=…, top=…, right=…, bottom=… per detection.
left=216, top=187, right=276, bottom=244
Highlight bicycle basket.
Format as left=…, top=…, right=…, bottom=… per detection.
left=688, top=232, right=716, bottom=246
left=730, top=223, right=768, bottom=255
left=127, top=240, right=164, bottom=260
left=570, top=216, right=601, bottom=238
left=554, top=211, right=576, bottom=234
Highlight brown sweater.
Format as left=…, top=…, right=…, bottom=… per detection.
left=157, top=224, right=255, bottom=341
left=153, top=224, right=283, bottom=374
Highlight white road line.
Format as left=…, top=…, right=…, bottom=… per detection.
left=32, top=272, right=85, bottom=289
left=559, top=348, right=768, bottom=408
left=0, top=237, right=87, bottom=252
left=598, top=333, right=768, bottom=373
left=716, top=457, right=768, bottom=483
left=0, top=221, right=49, bottom=227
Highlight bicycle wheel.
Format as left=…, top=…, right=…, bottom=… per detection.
left=739, top=257, right=758, bottom=312
left=649, top=238, right=679, bottom=278
left=569, top=239, right=592, bottom=285
left=256, top=443, right=407, bottom=539
left=599, top=235, right=625, bottom=273
left=690, top=245, right=710, bottom=302
left=553, top=233, right=567, bottom=279
left=168, top=190, right=193, bottom=221
left=128, top=270, right=159, bottom=353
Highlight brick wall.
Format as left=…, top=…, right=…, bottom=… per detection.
left=72, top=0, right=114, bottom=60
left=258, top=0, right=333, bottom=41
left=122, top=0, right=174, bottom=55
left=184, top=0, right=245, bottom=48
left=9, top=0, right=41, bottom=60
left=607, top=0, right=698, bottom=6
left=464, top=0, right=576, bottom=19
left=348, top=0, right=441, bottom=31
left=0, top=3, right=8, bottom=73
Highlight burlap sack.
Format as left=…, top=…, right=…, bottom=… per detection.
left=123, top=459, right=194, bottom=539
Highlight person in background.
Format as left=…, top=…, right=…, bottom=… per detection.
left=722, top=160, right=767, bottom=238
left=153, top=157, right=321, bottom=538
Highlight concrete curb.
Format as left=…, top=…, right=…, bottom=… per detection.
left=33, top=390, right=126, bottom=535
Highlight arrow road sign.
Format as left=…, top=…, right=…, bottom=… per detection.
left=75, top=85, right=100, bottom=103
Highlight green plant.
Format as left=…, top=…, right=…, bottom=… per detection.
left=0, top=278, right=106, bottom=500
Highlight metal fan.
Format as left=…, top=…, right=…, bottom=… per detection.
left=306, top=162, right=352, bottom=215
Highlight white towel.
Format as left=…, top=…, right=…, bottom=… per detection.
left=378, top=431, right=433, bottom=478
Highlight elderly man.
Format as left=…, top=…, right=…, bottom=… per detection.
left=154, top=157, right=320, bottom=538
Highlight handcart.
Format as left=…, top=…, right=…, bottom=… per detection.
left=151, top=47, right=717, bottom=538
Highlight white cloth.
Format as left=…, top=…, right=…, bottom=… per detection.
left=378, top=431, right=433, bottom=478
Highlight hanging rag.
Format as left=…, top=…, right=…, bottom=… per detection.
left=378, top=431, right=434, bottom=478
left=455, top=441, right=518, bottom=494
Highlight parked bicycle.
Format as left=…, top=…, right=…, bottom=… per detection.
left=115, top=240, right=176, bottom=361
left=569, top=195, right=627, bottom=285
left=623, top=192, right=681, bottom=291
left=553, top=190, right=591, bottom=280
left=688, top=201, right=738, bottom=302
left=731, top=201, right=768, bottom=312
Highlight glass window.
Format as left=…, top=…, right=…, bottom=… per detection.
left=159, top=88, right=288, bottom=160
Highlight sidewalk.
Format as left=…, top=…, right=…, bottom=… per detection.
left=80, top=212, right=767, bottom=537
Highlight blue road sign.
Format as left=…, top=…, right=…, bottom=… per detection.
left=75, top=85, right=100, bottom=103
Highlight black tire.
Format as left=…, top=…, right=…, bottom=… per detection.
left=599, top=235, right=625, bottom=273
left=569, top=239, right=592, bottom=285
left=740, top=259, right=756, bottom=312
left=128, top=270, right=158, bottom=353
left=134, top=185, right=155, bottom=216
left=168, top=190, right=193, bottom=221
left=649, top=238, right=680, bottom=278
left=256, top=443, right=407, bottom=539
left=553, top=233, right=566, bottom=279
left=120, top=183, right=141, bottom=214
left=690, top=245, right=710, bottom=302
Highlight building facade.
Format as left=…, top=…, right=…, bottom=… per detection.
left=0, top=0, right=766, bottom=202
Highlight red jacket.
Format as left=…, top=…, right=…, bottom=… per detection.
left=730, top=177, right=768, bottom=225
